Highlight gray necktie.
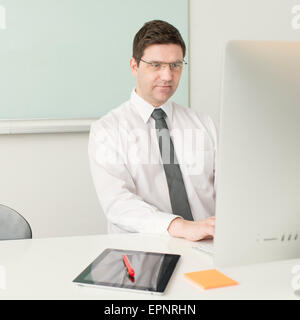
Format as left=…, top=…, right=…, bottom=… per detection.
left=151, top=108, right=194, bottom=221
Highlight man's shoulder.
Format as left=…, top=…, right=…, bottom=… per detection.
left=172, top=101, right=218, bottom=146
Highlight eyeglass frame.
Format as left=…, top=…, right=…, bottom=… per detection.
left=139, top=58, right=187, bottom=71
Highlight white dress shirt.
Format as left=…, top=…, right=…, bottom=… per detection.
left=88, top=89, right=217, bottom=235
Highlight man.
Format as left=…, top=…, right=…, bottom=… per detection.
left=88, top=20, right=216, bottom=241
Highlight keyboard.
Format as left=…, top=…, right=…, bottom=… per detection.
left=192, top=239, right=214, bottom=254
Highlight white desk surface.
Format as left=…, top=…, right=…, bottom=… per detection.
left=0, top=233, right=299, bottom=300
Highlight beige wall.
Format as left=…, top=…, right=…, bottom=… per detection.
left=189, top=0, right=300, bottom=126
left=0, top=132, right=106, bottom=238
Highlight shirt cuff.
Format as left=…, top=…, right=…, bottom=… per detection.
left=152, top=213, right=182, bottom=236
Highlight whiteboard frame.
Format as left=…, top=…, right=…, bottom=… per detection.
left=0, top=118, right=95, bottom=134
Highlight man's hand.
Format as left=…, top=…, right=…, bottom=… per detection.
left=167, top=216, right=215, bottom=241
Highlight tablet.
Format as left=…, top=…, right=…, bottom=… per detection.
left=73, top=248, right=180, bottom=295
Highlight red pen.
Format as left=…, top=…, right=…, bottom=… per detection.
left=122, top=254, right=135, bottom=278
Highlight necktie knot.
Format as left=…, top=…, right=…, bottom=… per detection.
left=151, top=108, right=166, bottom=121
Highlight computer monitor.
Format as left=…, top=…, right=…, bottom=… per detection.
left=214, top=40, right=300, bottom=266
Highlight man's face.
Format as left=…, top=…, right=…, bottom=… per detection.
left=130, top=44, right=184, bottom=107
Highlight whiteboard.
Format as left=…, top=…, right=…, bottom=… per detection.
left=0, top=0, right=189, bottom=120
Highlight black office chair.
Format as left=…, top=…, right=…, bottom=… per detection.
left=0, top=204, right=32, bottom=240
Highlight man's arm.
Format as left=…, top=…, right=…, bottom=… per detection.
left=88, top=121, right=180, bottom=234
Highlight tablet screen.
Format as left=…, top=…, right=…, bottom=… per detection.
left=73, top=248, right=180, bottom=294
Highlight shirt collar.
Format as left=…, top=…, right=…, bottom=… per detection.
left=130, top=88, right=173, bottom=124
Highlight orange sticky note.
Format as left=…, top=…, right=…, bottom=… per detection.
left=184, top=269, right=238, bottom=289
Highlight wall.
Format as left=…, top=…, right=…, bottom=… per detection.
left=189, top=0, right=300, bottom=126
left=0, top=132, right=106, bottom=238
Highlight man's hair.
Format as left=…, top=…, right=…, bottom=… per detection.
left=132, top=20, right=186, bottom=66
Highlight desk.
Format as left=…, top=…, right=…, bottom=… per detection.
left=0, top=233, right=299, bottom=299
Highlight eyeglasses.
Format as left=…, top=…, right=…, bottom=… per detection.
left=139, top=58, right=187, bottom=72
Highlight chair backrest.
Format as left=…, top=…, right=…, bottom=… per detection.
left=0, top=204, right=32, bottom=240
